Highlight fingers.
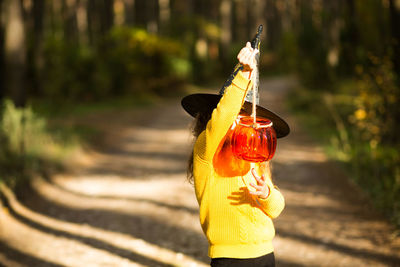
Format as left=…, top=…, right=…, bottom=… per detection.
left=249, top=182, right=270, bottom=199
left=249, top=168, right=270, bottom=199
left=249, top=181, right=270, bottom=199
left=246, top=41, right=252, bottom=49
left=249, top=187, right=270, bottom=199
left=238, top=49, right=254, bottom=65
left=249, top=182, right=264, bottom=191
left=251, top=168, right=265, bottom=185
left=237, top=42, right=257, bottom=71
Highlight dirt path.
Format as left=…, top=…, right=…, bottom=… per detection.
left=1, top=77, right=399, bottom=267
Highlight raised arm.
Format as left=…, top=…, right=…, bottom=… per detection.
left=196, top=42, right=257, bottom=161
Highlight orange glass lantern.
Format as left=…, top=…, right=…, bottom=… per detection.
left=213, top=128, right=250, bottom=177
left=231, top=116, right=277, bottom=162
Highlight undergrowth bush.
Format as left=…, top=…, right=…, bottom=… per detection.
left=0, top=99, right=81, bottom=188
left=288, top=55, right=400, bottom=228
left=350, top=55, right=400, bottom=227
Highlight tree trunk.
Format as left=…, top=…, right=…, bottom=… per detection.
left=87, top=0, right=98, bottom=44
left=158, top=0, right=170, bottom=34
left=4, top=0, right=26, bottom=107
left=77, top=0, right=89, bottom=43
left=389, top=0, right=400, bottom=78
left=265, top=0, right=281, bottom=50
left=124, top=0, right=135, bottom=25
left=253, top=0, right=265, bottom=42
left=25, top=0, right=45, bottom=97
left=219, top=0, right=231, bottom=70
left=0, top=0, right=5, bottom=101
left=245, top=0, right=253, bottom=39
left=147, top=0, right=158, bottom=33
left=233, top=0, right=247, bottom=42
left=62, top=0, right=79, bottom=42
left=134, top=0, right=147, bottom=27
left=340, top=0, right=358, bottom=75
left=323, top=0, right=341, bottom=68
left=102, top=0, right=114, bottom=34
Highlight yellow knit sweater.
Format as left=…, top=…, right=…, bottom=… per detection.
left=193, top=71, right=285, bottom=259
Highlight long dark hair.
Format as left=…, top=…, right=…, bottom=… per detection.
left=187, top=111, right=212, bottom=183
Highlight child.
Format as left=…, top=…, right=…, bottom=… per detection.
left=181, top=42, right=290, bottom=267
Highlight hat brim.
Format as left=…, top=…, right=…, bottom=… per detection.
left=181, top=93, right=290, bottom=138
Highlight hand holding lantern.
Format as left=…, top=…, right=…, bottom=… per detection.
left=231, top=26, right=277, bottom=163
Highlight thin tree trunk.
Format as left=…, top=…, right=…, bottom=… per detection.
left=389, top=0, right=400, bottom=78
left=134, top=0, right=146, bottom=27
left=234, top=0, right=246, bottom=42
left=158, top=0, right=170, bottom=34
left=341, top=0, right=358, bottom=75
left=87, top=0, right=97, bottom=44
left=323, top=0, right=341, bottom=68
left=0, top=0, right=5, bottom=101
left=205, top=0, right=218, bottom=22
left=4, top=0, right=26, bottom=107
left=265, top=0, right=280, bottom=50
left=25, top=0, right=45, bottom=97
left=245, top=0, right=253, bottom=39
left=102, top=0, right=114, bottom=34
left=253, top=0, right=265, bottom=41
left=62, top=0, right=79, bottom=42
left=124, top=0, right=135, bottom=25
left=147, top=0, right=158, bottom=33
left=114, top=0, right=124, bottom=26
left=219, top=0, right=231, bottom=70
left=77, top=0, right=89, bottom=43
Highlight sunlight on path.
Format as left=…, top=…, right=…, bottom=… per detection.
left=0, top=182, right=207, bottom=267
left=0, top=101, right=208, bottom=266
left=31, top=176, right=201, bottom=234
left=1, top=77, right=399, bottom=267
left=1, top=185, right=144, bottom=267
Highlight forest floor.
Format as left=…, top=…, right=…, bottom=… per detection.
left=0, top=77, right=400, bottom=267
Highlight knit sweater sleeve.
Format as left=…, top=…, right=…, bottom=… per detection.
left=257, top=178, right=285, bottom=219
left=196, top=71, right=252, bottom=161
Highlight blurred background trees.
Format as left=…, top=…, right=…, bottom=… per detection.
left=1, top=0, right=397, bottom=103
left=0, top=0, right=399, bottom=226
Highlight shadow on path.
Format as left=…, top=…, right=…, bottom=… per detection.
left=0, top=241, right=64, bottom=267
left=1, top=193, right=175, bottom=267
left=14, top=183, right=208, bottom=263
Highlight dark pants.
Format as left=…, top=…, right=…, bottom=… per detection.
left=210, top=252, right=275, bottom=267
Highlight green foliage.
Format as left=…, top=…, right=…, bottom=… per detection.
left=278, top=21, right=333, bottom=89
left=297, top=8, right=333, bottom=89
left=40, top=27, right=191, bottom=101
left=349, top=55, right=400, bottom=226
left=0, top=99, right=81, bottom=187
left=1, top=99, right=48, bottom=156
left=167, top=14, right=226, bottom=83
left=351, top=55, right=399, bottom=145
left=278, top=31, right=298, bottom=72
left=288, top=57, right=400, bottom=227
left=103, top=27, right=190, bottom=95
left=354, top=0, right=390, bottom=57
left=280, top=0, right=400, bottom=228
left=42, top=37, right=112, bottom=100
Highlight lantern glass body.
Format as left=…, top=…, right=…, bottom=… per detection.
left=213, top=128, right=250, bottom=177
left=231, top=116, right=277, bottom=162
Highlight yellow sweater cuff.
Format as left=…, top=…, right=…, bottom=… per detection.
left=258, top=186, right=285, bottom=219
left=232, top=71, right=252, bottom=91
